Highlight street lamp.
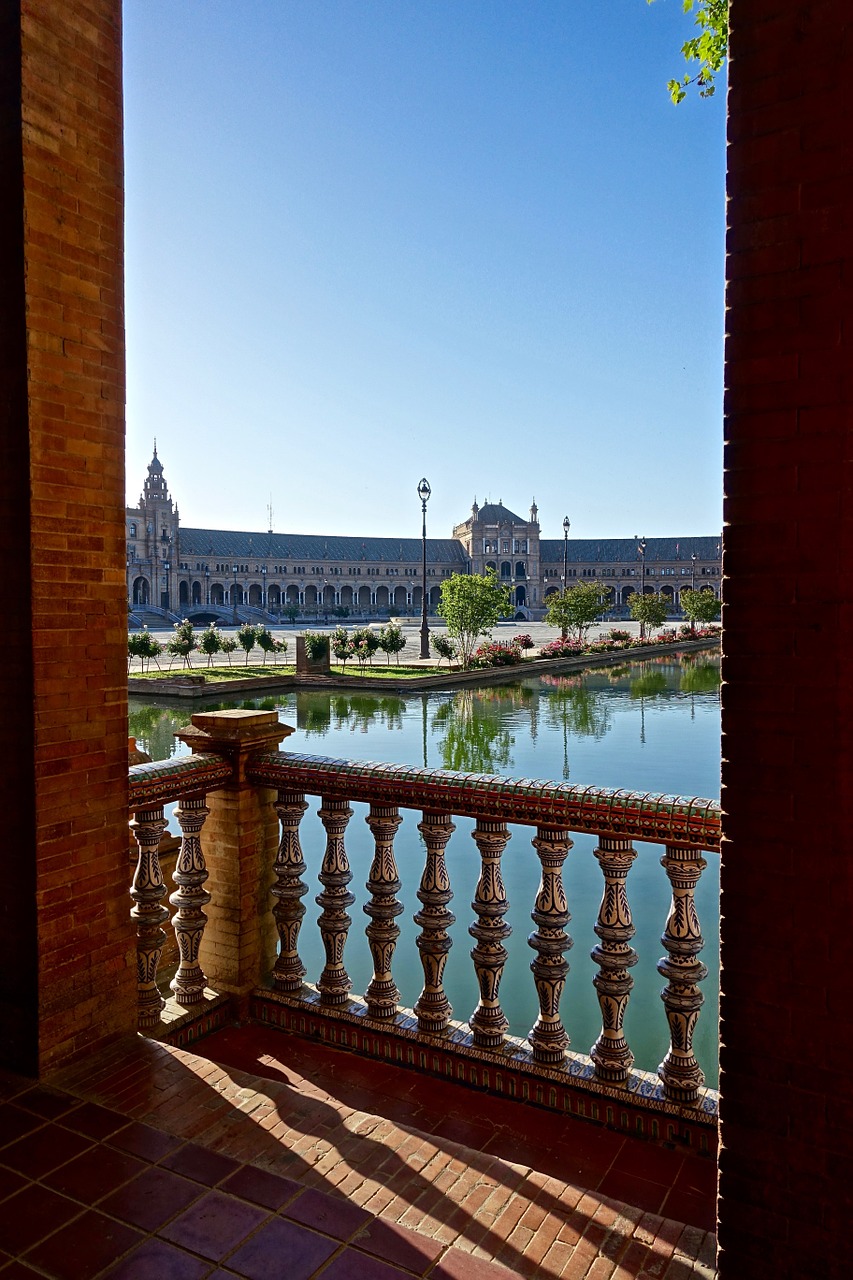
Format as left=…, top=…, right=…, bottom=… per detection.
left=688, top=552, right=698, bottom=633
left=561, top=515, right=571, bottom=639
left=636, top=536, right=647, bottom=639
left=418, top=477, right=431, bottom=659
left=232, top=563, right=239, bottom=625
left=261, top=565, right=267, bottom=611
left=204, top=567, right=210, bottom=607
left=162, top=556, right=170, bottom=612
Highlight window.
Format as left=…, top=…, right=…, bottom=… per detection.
left=129, top=522, right=136, bottom=537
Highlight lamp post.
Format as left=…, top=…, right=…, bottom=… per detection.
left=232, top=564, right=239, bottom=625
left=205, top=567, right=210, bottom=607
left=162, top=556, right=170, bottom=612
left=418, top=477, right=431, bottom=659
left=561, top=515, right=571, bottom=639
left=261, top=565, right=267, bottom=611
left=636, top=536, right=647, bottom=639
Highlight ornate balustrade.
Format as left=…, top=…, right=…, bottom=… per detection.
left=128, top=714, right=720, bottom=1139
left=129, top=755, right=233, bottom=1029
left=247, top=751, right=720, bottom=1126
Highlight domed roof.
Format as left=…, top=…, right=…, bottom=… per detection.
left=148, top=442, right=163, bottom=475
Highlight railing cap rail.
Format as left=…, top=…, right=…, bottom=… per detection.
left=129, top=754, right=233, bottom=808
left=247, top=751, right=720, bottom=850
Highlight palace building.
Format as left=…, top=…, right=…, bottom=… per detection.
left=127, top=447, right=722, bottom=621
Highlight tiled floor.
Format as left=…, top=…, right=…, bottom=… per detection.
left=0, top=1027, right=717, bottom=1279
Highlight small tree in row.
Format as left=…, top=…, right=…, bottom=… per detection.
left=545, top=582, right=607, bottom=642
left=379, top=622, right=406, bottom=665
left=128, top=628, right=163, bottom=672
left=432, top=634, right=456, bottom=667
left=437, top=570, right=512, bottom=670
left=628, top=591, right=671, bottom=641
left=166, top=619, right=197, bottom=668
left=679, top=587, right=720, bottom=634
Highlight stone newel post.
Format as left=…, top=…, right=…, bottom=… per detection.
left=176, top=711, right=293, bottom=1002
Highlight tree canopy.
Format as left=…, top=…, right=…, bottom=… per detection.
left=545, top=581, right=608, bottom=641
left=628, top=591, right=670, bottom=640
left=680, top=587, right=721, bottom=629
left=437, top=571, right=512, bottom=669
left=649, top=0, right=729, bottom=103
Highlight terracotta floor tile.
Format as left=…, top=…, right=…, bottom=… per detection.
left=159, top=1188, right=269, bottom=1261
left=0, top=1262, right=46, bottom=1278
left=99, top=1237, right=213, bottom=1280
left=0, top=1164, right=27, bottom=1203
left=658, top=1188, right=716, bottom=1234
left=283, top=1186, right=372, bottom=1240
left=161, top=1142, right=243, bottom=1186
left=224, top=1216, right=338, bottom=1280
left=99, top=1164, right=205, bottom=1231
left=0, top=1124, right=93, bottom=1178
left=353, top=1218, right=443, bottom=1275
left=59, top=1101, right=129, bottom=1141
left=14, top=1088, right=80, bottom=1122
left=321, top=1248, right=414, bottom=1279
left=44, top=1143, right=147, bottom=1203
left=608, top=1142, right=687, bottom=1185
left=22, top=1208, right=142, bottom=1280
left=0, top=1105, right=45, bottom=1150
left=597, top=1170, right=667, bottom=1218
left=107, top=1121, right=184, bottom=1163
left=221, top=1164, right=302, bottom=1211
left=0, top=1183, right=83, bottom=1255
left=430, top=1246, right=520, bottom=1279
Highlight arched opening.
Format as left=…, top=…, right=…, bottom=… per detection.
left=132, top=576, right=150, bottom=606
left=340, top=585, right=354, bottom=608
left=210, top=583, right=225, bottom=606
left=500, top=561, right=511, bottom=579
left=304, top=585, right=318, bottom=610
left=286, top=584, right=300, bottom=605
left=515, top=584, right=526, bottom=606
left=357, top=585, right=371, bottom=610
left=515, top=561, right=526, bottom=579
left=393, top=585, right=408, bottom=611
left=620, top=585, right=634, bottom=606
left=268, top=585, right=281, bottom=609
left=191, top=580, right=202, bottom=605
left=248, top=583, right=263, bottom=606
left=375, top=585, right=389, bottom=610
left=179, top=581, right=189, bottom=605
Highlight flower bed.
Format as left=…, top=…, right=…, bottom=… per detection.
left=537, top=626, right=719, bottom=661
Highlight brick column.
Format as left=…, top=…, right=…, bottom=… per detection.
left=0, top=1, right=130, bottom=1073
left=721, top=3, right=853, bottom=1275
left=176, top=712, right=293, bottom=1002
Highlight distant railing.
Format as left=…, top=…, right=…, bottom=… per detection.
left=129, top=755, right=233, bottom=1029
left=247, top=752, right=720, bottom=1107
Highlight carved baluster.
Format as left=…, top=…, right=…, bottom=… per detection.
left=363, top=803, right=404, bottom=1018
left=316, top=797, right=355, bottom=1005
left=527, top=825, right=573, bottom=1064
left=169, top=795, right=211, bottom=1005
left=657, top=843, right=708, bottom=1104
left=271, top=791, right=309, bottom=992
left=129, top=804, right=169, bottom=1030
left=413, top=812, right=456, bottom=1034
left=590, top=834, right=638, bottom=1084
left=468, top=820, right=512, bottom=1048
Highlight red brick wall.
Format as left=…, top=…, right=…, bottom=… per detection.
left=720, top=2, right=853, bottom=1275
left=0, top=0, right=133, bottom=1072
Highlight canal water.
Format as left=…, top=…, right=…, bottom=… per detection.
left=130, top=651, right=721, bottom=1086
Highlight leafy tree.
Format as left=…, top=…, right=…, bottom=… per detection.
left=545, top=581, right=607, bottom=641
left=237, top=622, right=257, bottom=665
left=436, top=570, right=512, bottom=670
left=331, top=627, right=355, bottom=669
left=282, top=602, right=300, bottom=624
left=221, top=636, right=238, bottom=666
left=303, top=632, right=329, bottom=661
left=628, top=591, right=671, bottom=640
left=255, top=626, right=279, bottom=664
left=165, top=619, right=197, bottom=669
left=351, top=627, right=380, bottom=669
left=128, top=628, right=163, bottom=673
left=648, top=0, right=728, bottom=103
left=378, top=622, right=406, bottom=666
left=680, top=587, right=720, bottom=633
left=199, top=623, right=223, bottom=667
left=432, top=634, right=456, bottom=667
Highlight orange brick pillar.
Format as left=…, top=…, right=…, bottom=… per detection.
left=0, top=1, right=132, bottom=1073
left=721, top=3, right=853, bottom=1275
left=176, top=712, right=293, bottom=1005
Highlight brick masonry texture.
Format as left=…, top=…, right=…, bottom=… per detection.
left=720, top=3, right=853, bottom=1278
left=0, top=1, right=133, bottom=1072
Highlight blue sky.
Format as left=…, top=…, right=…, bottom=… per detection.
left=123, top=1, right=725, bottom=542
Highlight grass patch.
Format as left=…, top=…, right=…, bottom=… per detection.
left=130, top=664, right=296, bottom=682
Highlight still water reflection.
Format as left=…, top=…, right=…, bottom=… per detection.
left=130, top=653, right=721, bottom=1085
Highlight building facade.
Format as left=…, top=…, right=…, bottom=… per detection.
left=127, top=450, right=722, bottom=621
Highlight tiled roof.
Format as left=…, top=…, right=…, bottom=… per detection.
left=473, top=502, right=528, bottom=525
left=179, top=528, right=468, bottom=565
left=539, top=536, right=721, bottom=564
